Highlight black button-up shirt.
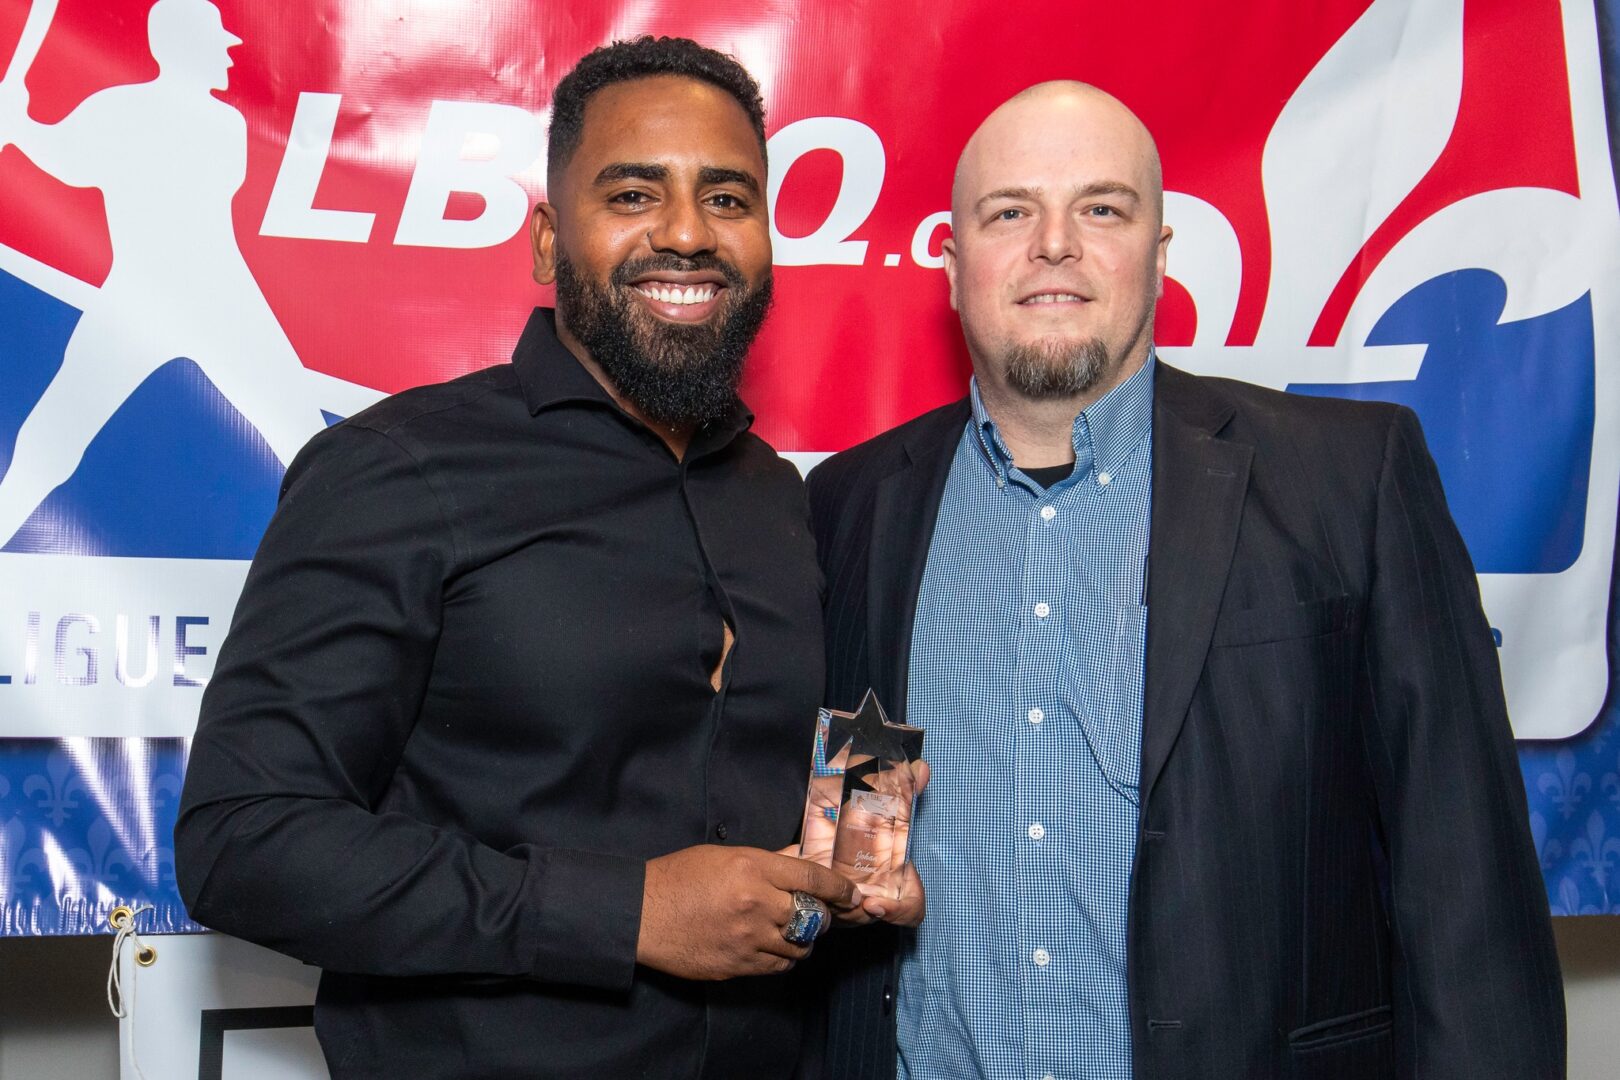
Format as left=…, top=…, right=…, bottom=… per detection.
left=175, top=309, right=825, bottom=1079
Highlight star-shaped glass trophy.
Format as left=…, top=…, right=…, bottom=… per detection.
left=797, top=690, right=924, bottom=897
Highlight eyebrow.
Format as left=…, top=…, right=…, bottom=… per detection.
left=698, top=166, right=761, bottom=195
left=593, top=162, right=761, bottom=196
left=594, top=162, right=668, bottom=185
left=976, top=180, right=1141, bottom=212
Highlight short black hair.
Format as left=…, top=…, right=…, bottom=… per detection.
left=547, top=36, right=767, bottom=187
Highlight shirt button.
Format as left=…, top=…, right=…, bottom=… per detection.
left=1039, top=505, right=1056, bottom=521
left=1032, top=948, right=1051, bottom=967
left=1027, top=707, right=1044, bottom=724
left=1043, top=1075, right=1056, bottom=1080
left=1033, top=602, right=1051, bottom=618
left=1028, top=822, right=1045, bottom=841
left=714, top=823, right=729, bottom=840
left=1098, top=471, right=1112, bottom=486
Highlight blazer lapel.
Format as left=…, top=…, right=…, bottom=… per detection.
left=1142, top=365, right=1251, bottom=804
left=867, top=401, right=969, bottom=724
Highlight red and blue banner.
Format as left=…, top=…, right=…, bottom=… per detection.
left=2, top=0, right=1618, bottom=933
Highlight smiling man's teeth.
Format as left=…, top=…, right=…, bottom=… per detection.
left=636, top=284, right=717, bottom=305
left=1022, top=293, right=1083, bottom=304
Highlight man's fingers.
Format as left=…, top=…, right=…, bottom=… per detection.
left=834, top=904, right=877, bottom=928
left=862, top=890, right=924, bottom=927
left=763, top=852, right=858, bottom=908
left=912, top=759, right=931, bottom=794
left=757, top=931, right=814, bottom=963
left=852, top=865, right=926, bottom=927
left=755, top=891, right=818, bottom=960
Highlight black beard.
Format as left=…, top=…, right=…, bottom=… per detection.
left=1002, top=336, right=1115, bottom=400
left=554, top=249, right=773, bottom=428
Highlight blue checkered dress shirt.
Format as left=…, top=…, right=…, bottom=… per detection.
left=898, top=356, right=1154, bottom=1080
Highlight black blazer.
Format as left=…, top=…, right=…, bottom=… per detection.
left=804, top=363, right=1564, bottom=1080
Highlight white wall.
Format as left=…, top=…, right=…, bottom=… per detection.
left=1557, top=917, right=1620, bottom=1080
left=3, top=921, right=1618, bottom=1078
left=0, top=936, right=118, bottom=1080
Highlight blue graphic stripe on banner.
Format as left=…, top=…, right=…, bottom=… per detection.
left=1522, top=707, right=1620, bottom=915
left=0, top=737, right=201, bottom=936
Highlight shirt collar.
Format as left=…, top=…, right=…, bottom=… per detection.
left=510, top=307, right=754, bottom=445
left=968, top=349, right=1156, bottom=485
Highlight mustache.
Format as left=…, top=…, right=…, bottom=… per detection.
left=610, top=254, right=749, bottom=291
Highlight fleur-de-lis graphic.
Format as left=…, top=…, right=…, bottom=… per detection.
left=1162, top=0, right=1473, bottom=387
left=1529, top=812, right=1565, bottom=875
left=1568, top=810, right=1620, bottom=905
left=1158, top=0, right=1620, bottom=742
left=22, top=750, right=85, bottom=828
left=13, top=840, right=49, bottom=893
left=1602, top=766, right=1620, bottom=813
left=1166, top=0, right=1609, bottom=392
left=66, top=817, right=137, bottom=888
left=1589, top=722, right=1611, bottom=760
left=151, top=770, right=183, bottom=810
left=1537, top=750, right=1592, bottom=821
left=1554, top=875, right=1602, bottom=917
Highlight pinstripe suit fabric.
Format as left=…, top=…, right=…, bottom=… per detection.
left=804, top=363, right=1564, bottom=1080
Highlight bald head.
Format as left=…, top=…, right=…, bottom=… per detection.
left=942, top=81, right=1172, bottom=409
left=952, top=81, right=1163, bottom=228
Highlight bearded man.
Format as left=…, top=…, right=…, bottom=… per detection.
left=806, top=82, right=1562, bottom=1080
left=175, top=37, right=865, bottom=1080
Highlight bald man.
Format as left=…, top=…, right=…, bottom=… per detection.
left=803, top=83, right=1562, bottom=1080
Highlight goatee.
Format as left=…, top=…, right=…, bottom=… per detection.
left=555, top=249, right=773, bottom=428
left=1002, top=336, right=1115, bottom=400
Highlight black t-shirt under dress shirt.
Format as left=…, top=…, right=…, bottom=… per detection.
left=174, top=308, right=826, bottom=1079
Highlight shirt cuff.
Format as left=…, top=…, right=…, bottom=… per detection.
left=527, top=848, right=646, bottom=991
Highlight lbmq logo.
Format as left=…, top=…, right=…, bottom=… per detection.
left=0, top=0, right=1615, bottom=740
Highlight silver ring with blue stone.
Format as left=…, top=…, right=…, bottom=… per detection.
left=783, top=891, right=829, bottom=945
